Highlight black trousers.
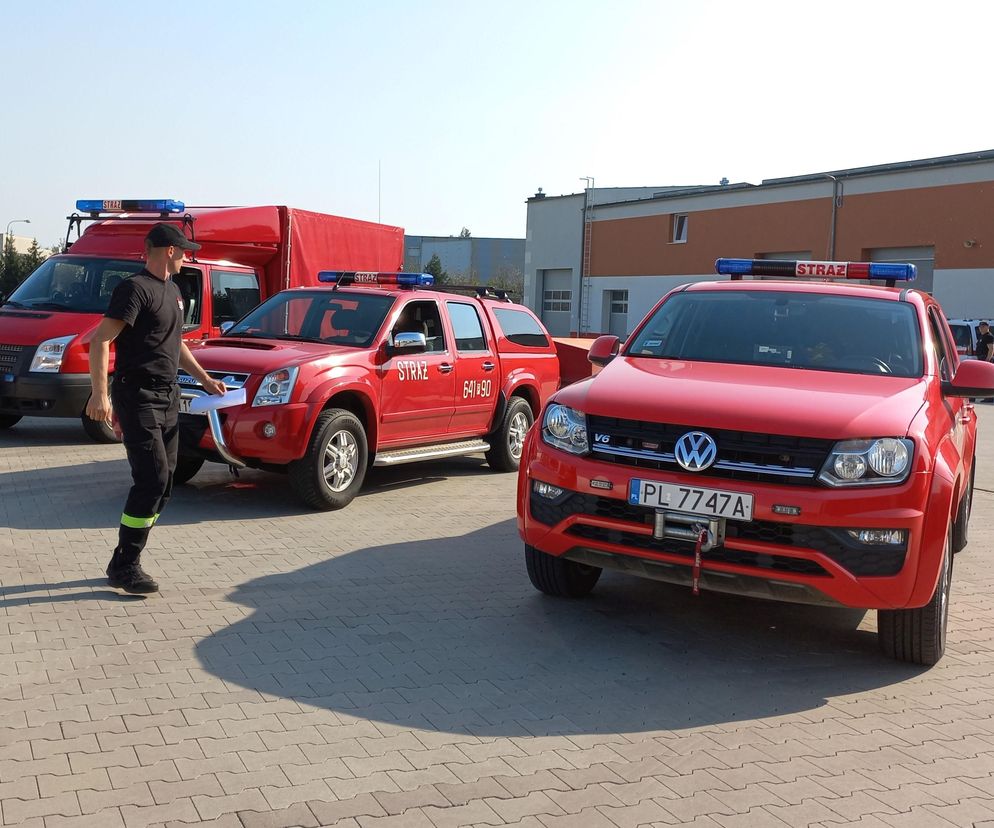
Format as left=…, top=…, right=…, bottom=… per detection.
left=111, top=379, right=179, bottom=563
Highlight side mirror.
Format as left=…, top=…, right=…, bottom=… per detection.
left=588, top=335, right=620, bottom=367
left=389, top=331, right=427, bottom=355
left=942, top=359, right=994, bottom=397
left=220, top=321, right=235, bottom=334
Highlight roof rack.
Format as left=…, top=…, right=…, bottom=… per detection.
left=63, top=211, right=197, bottom=253
left=431, top=284, right=516, bottom=303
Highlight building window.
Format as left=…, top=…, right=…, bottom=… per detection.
left=672, top=214, right=688, bottom=244
left=543, top=289, right=572, bottom=313
left=609, top=290, right=629, bottom=315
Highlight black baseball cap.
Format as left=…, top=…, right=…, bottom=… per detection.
left=145, top=222, right=201, bottom=251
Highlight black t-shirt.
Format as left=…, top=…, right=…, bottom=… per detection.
left=976, top=331, right=994, bottom=361
left=106, top=269, right=183, bottom=382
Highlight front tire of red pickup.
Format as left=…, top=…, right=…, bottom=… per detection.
left=486, top=397, right=534, bottom=473
left=877, top=527, right=952, bottom=666
left=525, top=544, right=602, bottom=598
left=288, top=408, right=368, bottom=511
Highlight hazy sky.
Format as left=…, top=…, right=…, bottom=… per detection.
left=2, top=0, right=993, bottom=247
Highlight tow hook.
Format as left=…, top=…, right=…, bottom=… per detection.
left=691, top=522, right=715, bottom=596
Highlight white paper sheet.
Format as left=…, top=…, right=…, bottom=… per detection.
left=188, top=387, right=247, bottom=414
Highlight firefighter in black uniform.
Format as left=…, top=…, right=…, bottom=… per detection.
left=87, top=223, right=225, bottom=593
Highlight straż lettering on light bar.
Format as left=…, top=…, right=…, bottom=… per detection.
left=75, top=199, right=185, bottom=214
left=714, top=258, right=917, bottom=282
left=317, top=271, right=435, bottom=287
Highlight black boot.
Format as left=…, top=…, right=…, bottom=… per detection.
left=106, top=551, right=159, bottom=594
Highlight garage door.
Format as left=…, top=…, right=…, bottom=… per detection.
left=540, top=269, right=573, bottom=336
left=869, top=247, right=935, bottom=294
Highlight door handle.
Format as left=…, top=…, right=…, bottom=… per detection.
left=439, top=363, right=454, bottom=374
left=482, top=361, right=496, bottom=371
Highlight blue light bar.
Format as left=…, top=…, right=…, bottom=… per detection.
left=715, top=258, right=917, bottom=282
left=75, top=199, right=185, bottom=214
left=866, top=262, right=917, bottom=281
left=317, top=271, right=435, bottom=287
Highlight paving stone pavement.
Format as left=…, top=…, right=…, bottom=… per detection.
left=1, top=411, right=994, bottom=828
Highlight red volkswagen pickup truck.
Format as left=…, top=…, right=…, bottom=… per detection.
left=518, top=258, right=994, bottom=666
left=175, top=272, right=559, bottom=509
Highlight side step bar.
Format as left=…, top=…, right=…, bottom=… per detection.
left=373, top=439, right=490, bottom=467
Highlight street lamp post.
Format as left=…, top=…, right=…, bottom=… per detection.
left=3, top=219, right=31, bottom=255
left=816, top=176, right=841, bottom=260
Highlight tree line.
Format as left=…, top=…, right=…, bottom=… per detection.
left=421, top=253, right=524, bottom=298
left=0, top=237, right=54, bottom=297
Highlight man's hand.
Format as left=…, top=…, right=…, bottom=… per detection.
left=86, top=393, right=113, bottom=424
left=202, top=377, right=227, bottom=396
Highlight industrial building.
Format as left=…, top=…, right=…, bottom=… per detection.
left=524, top=150, right=994, bottom=337
left=404, top=234, right=524, bottom=284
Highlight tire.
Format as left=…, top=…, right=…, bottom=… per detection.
left=0, top=414, right=21, bottom=430
left=486, top=396, right=534, bottom=472
left=173, top=456, right=205, bottom=486
left=525, top=544, right=602, bottom=598
left=288, top=408, right=368, bottom=510
left=951, top=464, right=975, bottom=553
left=878, top=528, right=953, bottom=666
left=81, top=411, right=119, bottom=443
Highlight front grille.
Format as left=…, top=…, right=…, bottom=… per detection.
left=566, top=524, right=828, bottom=576
left=0, top=344, right=26, bottom=372
left=530, top=489, right=906, bottom=577
left=587, top=415, right=834, bottom=486
left=177, top=369, right=250, bottom=392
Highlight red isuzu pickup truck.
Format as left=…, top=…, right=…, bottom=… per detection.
left=174, top=271, right=560, bottom=509
left=0, top=199, right=403, bottom=441
left=518, top=258, right=994, bottom=666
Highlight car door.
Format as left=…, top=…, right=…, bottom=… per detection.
left=445, top=300, right=498, bottom=436
left=378, top=299, right=456, bottom=445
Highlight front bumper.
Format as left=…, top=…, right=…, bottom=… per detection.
left=518, top=434, right=933, bottom=610
left=179, top=402, right=317, bottom=466
left=0, top=372, right=92, bottom=418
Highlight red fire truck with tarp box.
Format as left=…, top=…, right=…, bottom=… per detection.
left=0, top=199, right=403, bottom=441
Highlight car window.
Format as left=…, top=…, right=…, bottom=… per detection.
left=949, top=323, right=974, bottom=350
left=626, top=290, right=923, bottom=378
left=927, top=309, right=953, bottom=381
left=446, top=302, right=488, bottom=352
left=493, top=307, right=550, bottom=347
left=392, top=300, right=447, bottom=353
left=212, top=270, right=261, bottom=327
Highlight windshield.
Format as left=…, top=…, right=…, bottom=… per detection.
left=626, top=290, right=923, bottom=378
left=226, top=290, right=395, bottom=348
left=6, top=256, right=146, bottom=313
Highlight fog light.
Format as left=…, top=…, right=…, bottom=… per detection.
left=262, top=422, right=277, bottom=438
left=847, top=529, right=906, bottom=545
left=534, top=481, right=564, bottom=500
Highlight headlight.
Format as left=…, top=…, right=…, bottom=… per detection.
left=542, top=403, right=588, bottom=455
left=29, top=335, right=76, bottom=373
left=819, top=438, right=914, bottom=487
left=252, top=367, right=298, bottom=407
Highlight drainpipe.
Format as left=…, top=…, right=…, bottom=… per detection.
left=819, top=174, right=842, bottom=260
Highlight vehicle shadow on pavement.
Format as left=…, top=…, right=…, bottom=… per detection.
left=0, top=457, right=491, bottom=530
left=196, top=519, right=921, bottom=736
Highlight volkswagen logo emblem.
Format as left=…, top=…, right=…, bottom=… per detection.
left=674, top=431, right=717, bottom=472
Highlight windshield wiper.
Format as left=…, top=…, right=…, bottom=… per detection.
left=2, top=300, right=30, bottom=309
left=268, top=333, right=327, bottom=344
left=22, top=302, right=79, bottom=312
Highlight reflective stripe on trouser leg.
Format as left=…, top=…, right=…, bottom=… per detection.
left=121, top=513, right=156, bottom=529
